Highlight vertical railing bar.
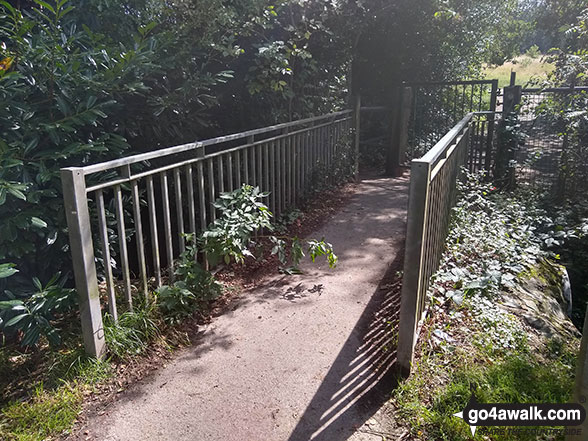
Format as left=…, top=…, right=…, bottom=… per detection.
left=96, top=189, right=118, bottom=321
left=131, top=179, right=148, bottom=300
left=292, top=133, right=298, bottom=204
left=227, top=153, right=234, bottom=191
left=173, top=168, right=186, bottom=254
left=207, top=158, right=216, bottom=222
left=469, top=84, right=475, bottom=112
left=244, top=147, right=250, bottom=184
left=256, top=144, right=262, bottom=193
left=485, top=79, right=499, bottom=171
left=270, top=141, right=276, bottom=215
left=146, top=176, right=161, bottom=287
left=264, top=143, right=270, bottom=200
left=397, top=159, right=431, bottom=375
left=196, top=161, right=207, bottom=230
left=280, top=135, right=287, bottom=213
left=301, top=130, right=307, bottom=195
left=186, top=165, right=197, bottom=235
left=114, top=184, right=133, bottom=309
left=218, top=156, right=225, bottom=194
left=275, top=141, right=281, bottom=215
left=289, top=133, right=294, bottom=204
left=235, top=150, right=242, bottom=188
left=61, top=167, right=105, bottom=357
left=160, top=171, right=174, bottom=280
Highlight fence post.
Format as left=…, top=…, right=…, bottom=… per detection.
left=387, top=86, right=413, bottom=176
left=397, top=159, right=431, bottom=376
left=484, top=79, right=499, bottom=171
left=61, top=167, right=106, bottom=358
left=567, top=305, right=588, bottom=440
left=352, top=94, right=361, bottom=182
left=397, top=87, right=413, bottom=168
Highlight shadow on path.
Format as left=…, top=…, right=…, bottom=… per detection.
left=287, top=250, right=404, bottom=441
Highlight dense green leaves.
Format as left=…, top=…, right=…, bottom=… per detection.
left=0, top=272, right=76, bottom=347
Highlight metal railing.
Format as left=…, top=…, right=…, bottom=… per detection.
left=397, top=113, right=474, bottom=374
left=61, top=109, right=357, bottom=357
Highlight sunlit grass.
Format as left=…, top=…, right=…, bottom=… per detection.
left=0, top=383, right=82, bottom=441
left=483, top=55, right=555, bottom=87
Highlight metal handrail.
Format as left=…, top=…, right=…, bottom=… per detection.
left=82, top=110, right=352, bottom=175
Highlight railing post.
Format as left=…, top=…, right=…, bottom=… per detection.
left=352, top=94, right=361, bottom=182
left=397, top=159, right=431, bottom=376
left=61, top=167, right=106, bottom=358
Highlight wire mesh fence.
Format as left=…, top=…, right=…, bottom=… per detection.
left=516, top=88, right=588, bottom=198
left=406, top=80, right=498, bottom=160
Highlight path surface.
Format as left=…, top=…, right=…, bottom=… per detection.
left=77, top=174, right=409, bottom=441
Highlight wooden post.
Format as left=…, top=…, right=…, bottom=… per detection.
left=397, top=87, right=413, bottom=168
left=567, top=305, right=588, bottom=440
left=387, top=86, right=413, bottom=176
left=61, top=168, right=106, bottom=359
left=502, top=84, right=522, bottom=118
left=386, top=87, right=401, bottom=176
left=510, top=70, right=517, bottom=87
left=352, top=94, right=361, bottom=182
left=397, top=159, right=431, bottom=376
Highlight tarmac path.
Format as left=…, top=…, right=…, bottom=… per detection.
left=76, top=174, right=409, bottom=441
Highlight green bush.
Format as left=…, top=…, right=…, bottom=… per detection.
left=201, top=185, right=337, bottom=271
left=0, top=272, right=76, bottom=347
left=0, top=0, right=157, bottom=290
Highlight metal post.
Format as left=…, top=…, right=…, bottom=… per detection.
left=485, top=79, right=499, bottom=171
left=61, top=167, right=106, bottom=358
left=352, top=95, right=361, bottom=182
left=397, top=159, right=431, bottom=376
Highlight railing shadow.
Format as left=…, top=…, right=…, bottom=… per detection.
left=286, top=250, right=404, bottom=441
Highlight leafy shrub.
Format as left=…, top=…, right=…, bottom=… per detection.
left=525, top=44, right=540, bottom=58
left=201, top=185, right=273, bottom=265
left=0, top=272, right=76, bottom=348
left=201, top=185, right=337, bottom=271
left=0, top=1, right=155, bottom=287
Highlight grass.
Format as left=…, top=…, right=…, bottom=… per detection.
left=0, top=354, right=112, bottom=441
left=103, top=303, right=161, bottom=360
left=394, top=322, right=576, bottom=441
left=483, top=54, right=555, bottom=87
left=1, top=383, right=83, bottom=441
left=0, top=302, right=161, bottom=441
